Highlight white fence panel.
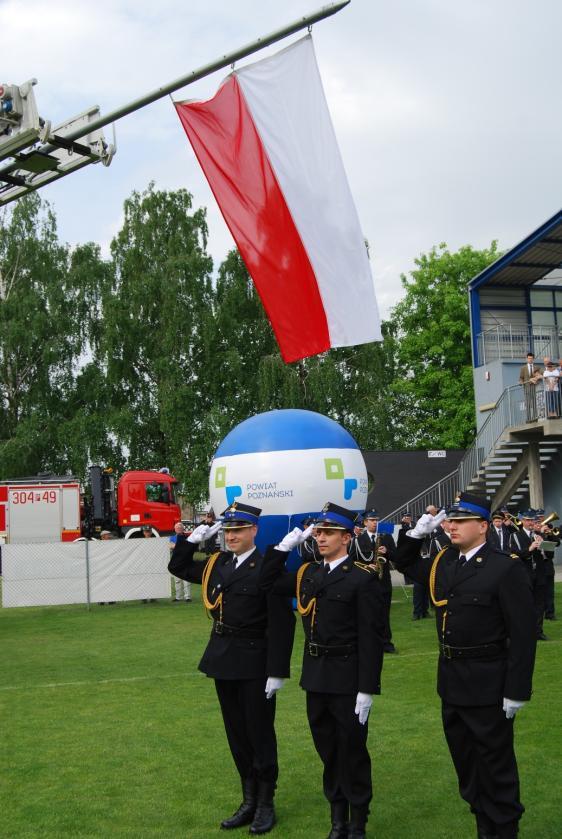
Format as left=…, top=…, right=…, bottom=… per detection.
left=2, top=539, right=171, bottom=607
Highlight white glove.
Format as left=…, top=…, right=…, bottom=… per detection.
left=354, top=692, right=373, bottom=725
left=408, top=511, right=447, bottom=539
left=265, top=677, right=285, bottom=699
left=276, top=526, right=312, bottom=552
left=206, top=521, right=222, bottom=538
left=503, top=698, right=526, bottom=719
left=187, top=524, right=210, bottom=544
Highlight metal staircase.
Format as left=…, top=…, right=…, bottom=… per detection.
left=382, top=382, right=562, bottom=522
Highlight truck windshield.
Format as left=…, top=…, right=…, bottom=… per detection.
left=145, top=482, right=175, bottom=504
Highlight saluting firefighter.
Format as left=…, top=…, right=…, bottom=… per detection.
left=348, top=509, right=397, bottom=652
left=393, top=493, right=536, bottom=839
left=169, top=503, right=295, bottom=835
left=272, top=503, right=385, bottom=839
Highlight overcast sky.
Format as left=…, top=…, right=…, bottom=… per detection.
left=2, top=0, right=562, bottom=319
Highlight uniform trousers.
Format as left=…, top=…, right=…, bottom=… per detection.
left=442, top=701, right=524, bottom=827
left=381, top=589, right=393, bottom=643
left=306, top=691, right=372, bottom=808
left=544, top=574, right=555, bottom=618
left=215, top=678, right=278, bottom=784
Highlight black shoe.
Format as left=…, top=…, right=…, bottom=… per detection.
left=220, top=778, right=257, bottom=830
left=249, top=782, right=276, bottom=834
left=412, top=615, right=421, bottom=621
left=383, top=643, right=396, bottom=654
left=421, top=612, right=430, bottom=618
left=537, top=633, right=548, bottom=641
left=545, top=615, right=556, bottom=620
left=348, top=805, right=368, bottom=839
left=185, top=598, right=192, bottom=602
left=327, top=801, right=349, bottom=838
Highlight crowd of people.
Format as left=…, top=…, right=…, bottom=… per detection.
left=167, top=492, right=556, bottom=839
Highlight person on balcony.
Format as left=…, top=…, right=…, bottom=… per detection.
left=542, top=360, right=560, bottom=418
left=518, top=352, right=542, bottom=422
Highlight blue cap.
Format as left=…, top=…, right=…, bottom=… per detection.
left=316, top=502, right=356, bottom=531
left=520, top=509, right=536, bottom=520
left=363, top=509, right=379, bottom=520
left=446, top=492, right=490, bottom=521
left=221, top=502, right=261, bottom=528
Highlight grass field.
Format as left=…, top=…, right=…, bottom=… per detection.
left=1, top=583, right=560, bottom=838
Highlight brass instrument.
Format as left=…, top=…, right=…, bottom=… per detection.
left=373, top=528, right=387, bottom=580
left=541, top=511, right=559, bottom=536
left=505, top=512, right=522, bottom=529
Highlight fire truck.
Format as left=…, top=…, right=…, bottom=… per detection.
left=0, top=466, right=182, bottom=544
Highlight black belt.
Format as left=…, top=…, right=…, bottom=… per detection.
left=439, top=640, right=508, bottom=660
left=306, top=641, right=357, bottom=658
left=213, top=621, right=264, bottom=639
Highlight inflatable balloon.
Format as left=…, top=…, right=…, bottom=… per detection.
left=209, top=409, right=368, bottom=564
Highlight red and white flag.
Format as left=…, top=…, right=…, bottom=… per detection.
left=175, top=36, right=381, bottom=363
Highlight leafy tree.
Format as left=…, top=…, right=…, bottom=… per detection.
left=0, top=195, right=79, bottom=477
left=387, top=242, right=500, bottom=448
left=98, top=183, right=214, bottom=502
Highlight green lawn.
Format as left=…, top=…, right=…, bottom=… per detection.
left=1, top=585, right=560, bottom=838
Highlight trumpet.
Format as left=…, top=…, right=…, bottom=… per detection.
left=540, top=511, right=559, bottom=536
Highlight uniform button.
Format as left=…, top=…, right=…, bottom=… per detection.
left=446, top=630, right=451, bottom=636
left=449, top=593, right=455, bottom=598
left=447, top=611, right=452, bottom=615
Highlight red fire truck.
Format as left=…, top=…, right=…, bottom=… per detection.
left=0, top=466, right=182, bottom=544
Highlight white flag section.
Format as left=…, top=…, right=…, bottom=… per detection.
left=176, top=36, right=381, bottom=363
left=2, top=539, right=171, bottom=607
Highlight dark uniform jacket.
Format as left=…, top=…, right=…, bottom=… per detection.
left=348, top=530, right=395, bottom=593
left=487, top=524, right=512, bottom=553
left=169, top=537, right=295, bottom=681
left=393, top=535, right=536, bottom=706
left=273, top=557, right=385, bottom=696
left=509, top=528, right=548, bottom=586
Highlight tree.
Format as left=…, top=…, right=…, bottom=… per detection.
left=98, top=184, right=215, bottom=503
left=387, top=242, right=501, bottom=448
left=0, top=195, right=77, bottom=477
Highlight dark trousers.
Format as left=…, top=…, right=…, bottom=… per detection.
left=215, top=678, right=278, bottom=784
left=442, top=701, right=524, bottom=827
left=412, top=580, right=429, bottom=617
left=306, top=691, right=372, bottom=808
left=533, top=583, right=546, bottom=636
left=382, top=588, right=393, bottom=643
left=544, top=575, right=555, bottom=618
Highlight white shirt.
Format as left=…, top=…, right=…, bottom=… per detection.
left=459, top=542, right=487, bottom=563
left=325, top=555, right=348, bottom=572
left=232, top=547, right=255, bottom=569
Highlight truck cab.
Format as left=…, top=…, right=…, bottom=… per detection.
left=117, top=470, right=181, bottom=537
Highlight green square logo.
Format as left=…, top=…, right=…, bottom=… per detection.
left=324, top=458, right=344, bottom=480
left=215, top=466, right=226, bottom=488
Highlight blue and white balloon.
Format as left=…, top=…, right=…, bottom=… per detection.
left=209, top=409, right=368, bottom=561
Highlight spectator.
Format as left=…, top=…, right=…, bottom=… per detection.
left=518, top=352, right=542, bottom=421
left=542, top=359, right=561, bottom=418
left=169, top=532, right=192, bottom=603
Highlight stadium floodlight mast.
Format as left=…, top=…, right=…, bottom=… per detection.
left=0, top=0, right=350, bottom=208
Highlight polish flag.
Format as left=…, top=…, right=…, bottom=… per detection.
left=175, top=36, right=381, bottom=363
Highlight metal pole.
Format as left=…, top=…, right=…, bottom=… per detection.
left=1, top=0, right=350, bottom=167
left=85, top=538, right=91, bottom=611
